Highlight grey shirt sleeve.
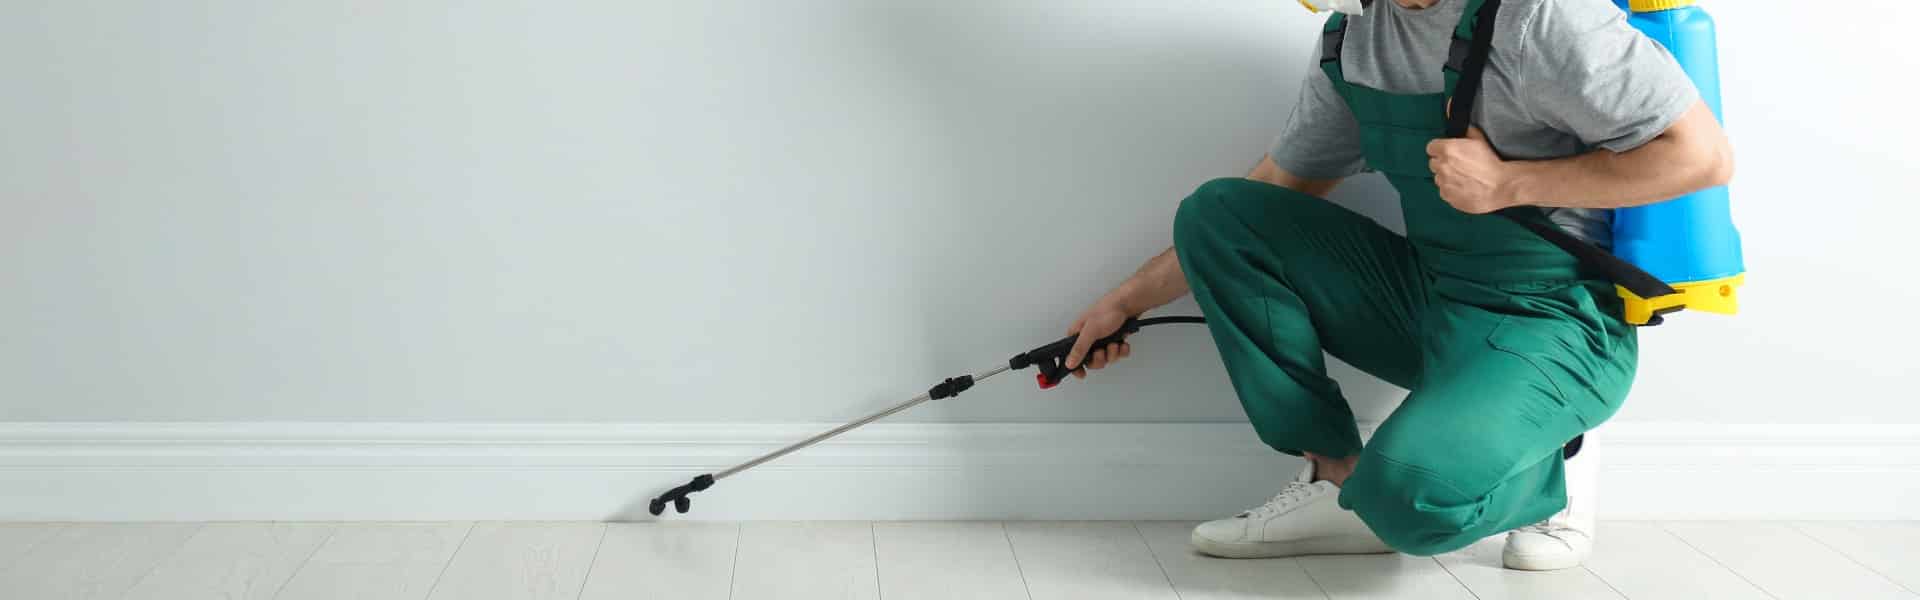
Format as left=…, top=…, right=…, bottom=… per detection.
left=1516, top=0, right=1700, bottom=153
left=1268, top=46, right=1367, bottom=180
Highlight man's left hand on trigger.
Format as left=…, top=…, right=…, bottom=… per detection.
left=1427, top=127, right=1519, bottom=214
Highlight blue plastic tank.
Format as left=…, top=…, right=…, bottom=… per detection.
left=1609, top=0, right=1745, bottom=324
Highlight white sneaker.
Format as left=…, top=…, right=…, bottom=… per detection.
left=1503, top=436, right=1599, bottom=571
left=1190, top=462, right=1393, bottom=559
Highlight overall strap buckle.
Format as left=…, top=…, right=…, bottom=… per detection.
left=1321, top=15, right=1349, bottom=65
left=1445, top=36, right=1474, bottom=74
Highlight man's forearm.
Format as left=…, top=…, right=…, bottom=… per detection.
left=1503, top=102, right=1734, bottom=210
left=1104, top=156, right=1342, bottom=315
left=1105, top=247, right=1189, bottom=316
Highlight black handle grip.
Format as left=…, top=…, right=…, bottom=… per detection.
left=1009, top=318, right=1142, bottom=389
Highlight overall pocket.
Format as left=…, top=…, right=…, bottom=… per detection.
left=1485, top=314, right=1634, bottom=429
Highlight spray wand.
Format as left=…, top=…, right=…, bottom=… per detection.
left=647, top=315, right=1206, bottom=516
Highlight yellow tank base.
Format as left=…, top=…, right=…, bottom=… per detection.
left=1617, top=274, right=1745, bottom=326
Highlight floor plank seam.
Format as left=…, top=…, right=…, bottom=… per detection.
left=572, top=523, right=611, bottom=600
left=1132, top=522, right=1185, bottom=600
left=269, top=523, right=338, bottom=600
left=870, top=522, right=883, bottom=600
left=726, top=522, right=742, bottom=600
left=1429, top=555, right=1484, bottom=600
left=1653, top=523, right=1782, bottom=600
left=999, top=522, right=1035, bottom=600
left=1290, top=557, right=1335, bottom=600
left=419, top=522, right=477, bottom=600
left=123, top=522, right=205, bottom=596
left=1581, top=564, right=1632, bottom=600
left=1786, top=522, right=1920, bottom=596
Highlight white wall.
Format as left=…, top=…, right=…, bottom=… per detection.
left=2, top=0, right=1915, bottom=426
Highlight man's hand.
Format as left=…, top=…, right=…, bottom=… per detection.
left=1053, top=157, right=1339, bottom=382
left=1063, top=297, right=1134, bottom=380
left=1427, top=127, right=1519, bottom=214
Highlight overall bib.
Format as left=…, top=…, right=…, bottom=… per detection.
left=1171, top=0, right=1638, bottom=556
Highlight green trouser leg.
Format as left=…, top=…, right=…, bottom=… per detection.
left=1173, top=177, right=1636, bottom=556
left=1173, top=177, right=1428, bottom=459
left=1340, top=282, right=1635, bottom=556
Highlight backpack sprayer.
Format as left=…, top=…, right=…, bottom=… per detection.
left=1608, top=0, right=1745, bottom=325
left=648, top=315, right=1205, bottom=516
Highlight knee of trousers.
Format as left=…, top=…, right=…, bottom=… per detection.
left=1173, top=176, right=1328, bottom=248
left=1172, top=177, right=1251, bottom=253
left=1338, top=456, right=1495, bottom=557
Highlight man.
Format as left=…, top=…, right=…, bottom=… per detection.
left=1063, top=0, right=1732, bottom=570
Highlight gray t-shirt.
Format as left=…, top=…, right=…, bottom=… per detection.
left=1269, top=0, right=1699, bottom=247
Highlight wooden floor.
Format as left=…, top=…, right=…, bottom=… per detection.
left=1, top=521, right=1916, bottom=599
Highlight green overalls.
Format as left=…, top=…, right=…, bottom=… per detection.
left=1171, top=1, right=1638, bottom=556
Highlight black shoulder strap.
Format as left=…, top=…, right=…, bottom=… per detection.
left=1495, top=207, right=1678, bottom=304
left=1445, top=0, right=1680, bottom=318
left=1445, top=0, right=1499, bottom=139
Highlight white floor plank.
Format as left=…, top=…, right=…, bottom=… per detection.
left=1294, top=553, right=1476, bottom=600
left=0, top=522, right=200, bottom=600
left=729, top=521, right=879, bottom=600
left=0, top=522, right=66, bottom=566
left=425, top=521, right=605, bottom=600
left=1791, top=521, right=1920, bottom=595
left=1433, top=535, right=1625, bottom=600
left=1582, top=521, right=1770, bottom=600
left=1134, top=521, right=1328, bottom=600
left=122, top=522, right=335, bottom=600
left=1662, top=521, right=1917, bottom=600
left=275, top=522, right=473, bottom=600
left=578, top=522, right=739, bottom=600
left=1003, top=521, right=1178, bottom=600
left=872, top=521, right=1031, bottom=600
left=8, top=519, right=1919, bottom=600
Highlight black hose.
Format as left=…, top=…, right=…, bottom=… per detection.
left=1132, top=316, right=1208, bottom=328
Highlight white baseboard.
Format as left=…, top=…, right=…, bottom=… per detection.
left=1, top=422, right=1915, bottom=521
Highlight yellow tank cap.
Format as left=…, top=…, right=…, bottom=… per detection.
left=1629, top=0, right=1698, bottom=11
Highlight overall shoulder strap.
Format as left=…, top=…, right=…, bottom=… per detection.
left=1443, top=0, right=1495, bottom=138
left=1442, top=0, right=1682, bottom=323
left=1319, top=14, right=1355, bottom=103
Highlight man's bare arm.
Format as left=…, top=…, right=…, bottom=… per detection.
left=1507, top=101, right=1734, bottom=209
left=1063, top=157, right=1343, bottom=372
left=1429, top=101, right=1734, bottom=213
left=1103, top=157, right=1341, bottom=315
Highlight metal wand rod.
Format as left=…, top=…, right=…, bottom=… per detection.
left=715, top=364, right=1011, bottom=480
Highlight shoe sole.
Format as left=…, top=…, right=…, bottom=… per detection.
left=1502, top=551, right=1587, bottom=571
left=1189, top=530, right=1394, bottom=559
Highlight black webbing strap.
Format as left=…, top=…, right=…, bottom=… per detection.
left=1444, top=0, right=1500, bottom=139
left=1322, top=16, right=1348, bottom=65
left=1444, top=0, right=1680, bottom=313
left=1495, top=207, right=1677, bottom=302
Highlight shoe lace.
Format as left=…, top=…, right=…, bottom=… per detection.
left=1244, top=482, right=1318, bottom=519
left=1519, top=521, right=1556, bottom=534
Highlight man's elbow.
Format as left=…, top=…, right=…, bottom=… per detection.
left=1671, top=102, right=1735, bottom=189
left=1670, top=130, right=1734, bottom=191
left=1700, top=135, right=1735, bottom=188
